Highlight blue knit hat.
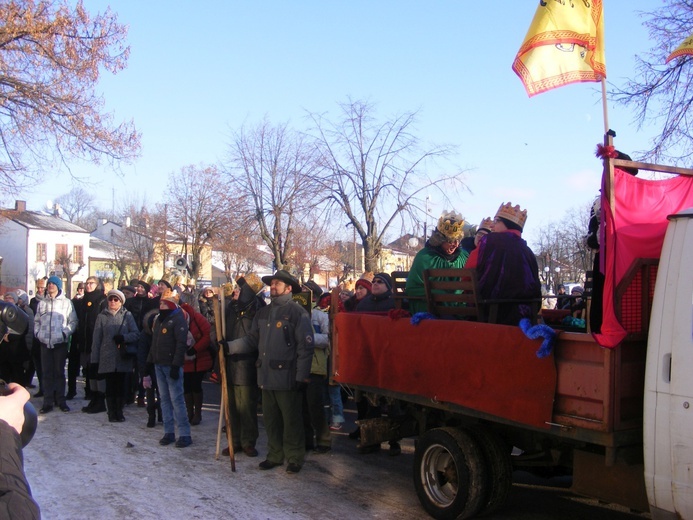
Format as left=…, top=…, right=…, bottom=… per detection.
left=47, top=275, right=63, bottom=291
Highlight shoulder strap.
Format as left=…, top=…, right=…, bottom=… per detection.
left=117, top=310, right=131, bottom=335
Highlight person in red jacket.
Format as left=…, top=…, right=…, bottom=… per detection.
left=180, top=302, right=213, bottom=425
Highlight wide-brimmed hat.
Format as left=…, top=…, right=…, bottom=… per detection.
left=261, top=270, right=301, bottom=294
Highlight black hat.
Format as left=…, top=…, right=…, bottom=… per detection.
left=615, top=151, right=639, bottom=176
left=158, top=279, right=172, bottom=290
left=137, top=280, right=151, bottom=293
left=261, top=270, right=302, bottom=294
left=303, top=280, right=323, bottom=299
left=372, top=273, right=393, bottom=291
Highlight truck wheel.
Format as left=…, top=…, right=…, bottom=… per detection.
left=464, top=426, right=512, bottom=516
left=413, top=427, right=487, bottom=520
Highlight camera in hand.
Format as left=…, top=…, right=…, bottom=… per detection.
left=0, top=379, right=38, bottom=448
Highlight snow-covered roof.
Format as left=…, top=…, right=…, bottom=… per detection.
left=4, top=210, right=88, bottom=233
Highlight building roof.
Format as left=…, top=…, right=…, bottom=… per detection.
left=89, top=237, right=116, bottom=259
left=5, top=210, right=89, bottom=233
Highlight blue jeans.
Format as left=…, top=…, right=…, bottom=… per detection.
left=328, top=384, right=344, bottom=424
left=155, top=365, right=191, bottom=437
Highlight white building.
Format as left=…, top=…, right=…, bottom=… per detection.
left=0, top=200, right=90, bottom=296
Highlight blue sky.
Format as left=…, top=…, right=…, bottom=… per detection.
left=22, top=1, right=668, bottom=244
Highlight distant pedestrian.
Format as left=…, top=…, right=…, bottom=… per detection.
left=34, top=276, right=77, bottom=413
left=146, top=292, right=192, bottom=448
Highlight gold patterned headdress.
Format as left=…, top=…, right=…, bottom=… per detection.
left=495, top=202, right=528, bottom=230
left=436, top=211, right=465, bottom=241
left=477, top=217, right=494, bottom=234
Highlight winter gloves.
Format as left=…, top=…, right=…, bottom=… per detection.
left=113, top=334, right=125, bottom=345
left=170, top=365, right=180, bottom=380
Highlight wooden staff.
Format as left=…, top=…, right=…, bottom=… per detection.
left=212, top=291, right=235, bottom=471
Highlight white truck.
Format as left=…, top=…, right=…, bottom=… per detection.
left=331, top=147, right=693, bottom=519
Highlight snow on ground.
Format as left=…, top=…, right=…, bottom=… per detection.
left=21, top=380, right=423, bottom=520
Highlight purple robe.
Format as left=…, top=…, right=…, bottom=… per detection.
left=476, top=231, right=541, bottom=325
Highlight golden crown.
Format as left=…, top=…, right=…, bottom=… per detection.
left=477, top=217, right=494, bottom=234
left=436, top=211, right=465, bottom=240
left=495, top=202, right=527, bottom=229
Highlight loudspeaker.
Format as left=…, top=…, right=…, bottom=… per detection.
left=174, top=256, right=187, bottom=270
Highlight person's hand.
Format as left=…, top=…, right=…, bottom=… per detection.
left=169, top=365, right=180, bottom=380
left=185, top=347, right=196, bottom=358
left=113, top=334, right=125, bottom=345
left=0, top=383, right=29, bottom=435
left=295, top=380, right=309, bottom=392
left=142, top=375, right=152, bottom=389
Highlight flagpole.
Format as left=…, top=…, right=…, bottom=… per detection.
left=601, top=77, right=609, bottom=135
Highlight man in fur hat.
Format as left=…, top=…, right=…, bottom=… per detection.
left=225, top=270, right=313, bottom=474
left=220, top=273, right=266, bottom=458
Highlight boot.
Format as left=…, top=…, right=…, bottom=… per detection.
left=115, top=397, right=125, bottom=422
left=191, top=392, right=203, bottom=426
left=184, top=392, right=194, bottom=423
left=81, top=397, right=96, bottom=413
left=147, top=410, right=156, bottom=428
left=86, top=392, right=107, bottom=414
left=106, top=395, right=118, bottom=423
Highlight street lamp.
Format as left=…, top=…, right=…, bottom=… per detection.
left=543, top=266, right=550, bottom=291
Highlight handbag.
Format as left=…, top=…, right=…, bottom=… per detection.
left=116, top=311, right=138, bottom=359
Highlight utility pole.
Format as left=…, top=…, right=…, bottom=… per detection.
left=162, top=204, right=168, bottom=275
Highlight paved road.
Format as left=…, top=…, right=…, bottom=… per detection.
left=202, top=380, right=650, bottom=520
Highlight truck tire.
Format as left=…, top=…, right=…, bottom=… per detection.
left=413, top=427, right=488, bottom=520
left=464, top=426, right=512, bottom=516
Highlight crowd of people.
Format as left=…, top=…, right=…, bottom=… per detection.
left=0, top=198, right=591, bottom=514
left=0, top=265, right=404, bottom=481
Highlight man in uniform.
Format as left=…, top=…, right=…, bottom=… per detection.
left=226, top=270, right=313, bottom=474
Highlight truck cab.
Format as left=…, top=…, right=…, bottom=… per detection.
left=644, top=207, right=693, bottom=520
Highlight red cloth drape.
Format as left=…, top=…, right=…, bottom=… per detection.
left=333, top=313, right=557, bottom=429
left=595, top=169, right=693, bottom=348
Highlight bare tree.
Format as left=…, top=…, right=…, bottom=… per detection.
left=224, top=120, right=321, bottom=272
left=213, top=214, right=267, bottom=281
left=54, top=253, right=84, bottom=298
left=308, top=99, right=466, bottom=272
left=113, top=204, right=158, bottom=279
left=532, top=202, right=593, bottom=290
left=164, top=164, right=235, bottom=280
left=54, top=187, right=96, bottom=229
left=0, top=0, right=141, bottom=199
left=610, top=1, right=693, bottom=163
left=289, top=209, right=341, bottom=283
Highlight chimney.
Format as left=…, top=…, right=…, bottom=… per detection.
left=53, top=203, right=61, bottom=217
left=15, top=200, right=26, bottom=212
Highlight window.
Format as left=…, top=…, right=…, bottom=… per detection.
left=36, top=243, right=47, bottom=262
left=55, top=243, right=68, bottom=261
left=73, top=245, right=83, bottom=264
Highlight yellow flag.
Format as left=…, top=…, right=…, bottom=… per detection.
left=666, top=32, right=693, bottom=63
left=512, top=0, right=606, bottom=97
